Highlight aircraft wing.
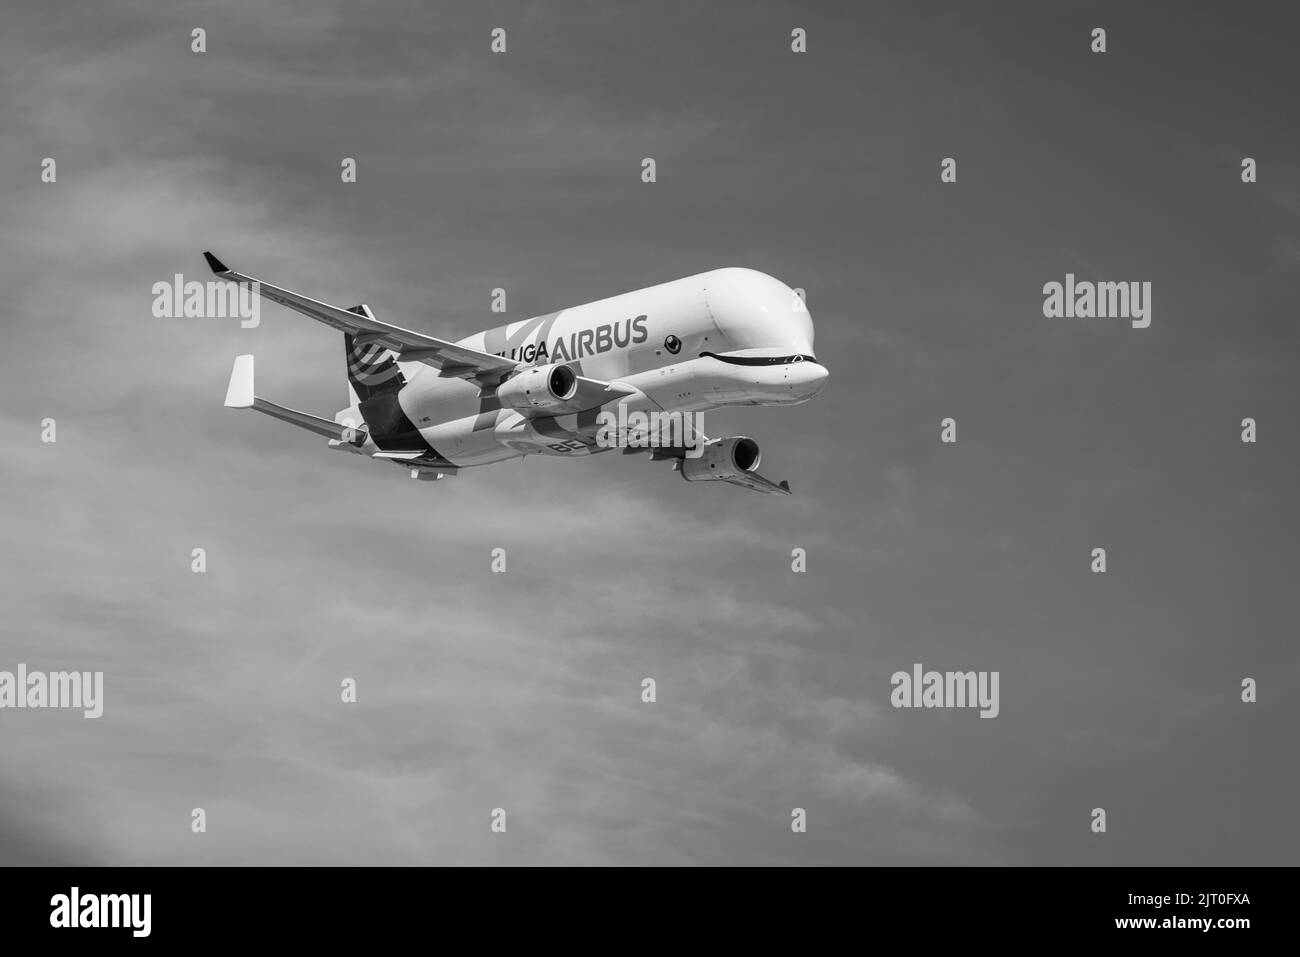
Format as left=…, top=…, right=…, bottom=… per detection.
left=666, top=450, right=792, bottom=494
left=638, top=422, right=793, bottom=495
left=687, top=424, right=791, bottom=494
left=203, top=252, right=521, bottom=388
left=540, top=376, right=636, bottom=418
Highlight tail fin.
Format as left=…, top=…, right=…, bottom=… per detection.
left=344, top=305, right=406, bottom=403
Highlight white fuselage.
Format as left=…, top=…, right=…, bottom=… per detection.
left=351, top=268, right=827, bottom=468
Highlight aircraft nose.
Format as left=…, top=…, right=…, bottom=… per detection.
left=808, top=361, right=829, bottom=393
left=788, top=359, right=829, bottom=399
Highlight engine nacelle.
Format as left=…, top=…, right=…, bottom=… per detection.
left=679, top=436, right=762, bottom=482
left=495, top=363, right=578, bottom=412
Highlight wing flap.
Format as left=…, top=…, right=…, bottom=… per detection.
left=722, top=471, right=792, bottom=495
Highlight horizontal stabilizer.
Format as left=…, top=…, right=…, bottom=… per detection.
left=223, top=354, right=366, bottom=443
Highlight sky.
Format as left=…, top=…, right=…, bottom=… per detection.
left=1, top=0, right=1297, bottom=865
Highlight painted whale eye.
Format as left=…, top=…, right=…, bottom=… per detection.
left=664, top=335, right=682, bottom=355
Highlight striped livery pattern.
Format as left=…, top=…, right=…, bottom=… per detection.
left=344, top=305, right=404, bottom=401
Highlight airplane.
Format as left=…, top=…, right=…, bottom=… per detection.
left=207, top=252, right=828, bottom=494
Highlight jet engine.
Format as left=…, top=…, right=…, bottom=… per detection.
left=496, top=363, right=578, bottom=412
left=679, top=436, right=762, bottom=482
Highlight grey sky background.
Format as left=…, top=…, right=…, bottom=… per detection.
left=1, top=0, right=1297, bottom=865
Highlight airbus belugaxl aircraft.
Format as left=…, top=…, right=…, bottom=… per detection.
left=206, top=252, right=827, bottom=494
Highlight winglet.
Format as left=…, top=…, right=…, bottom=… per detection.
left=225, top=354, right=255, bottom=408
left=203, top=250, right=231, bottom=275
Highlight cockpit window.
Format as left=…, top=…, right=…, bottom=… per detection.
left=700, top=351, right=818, bottom=366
